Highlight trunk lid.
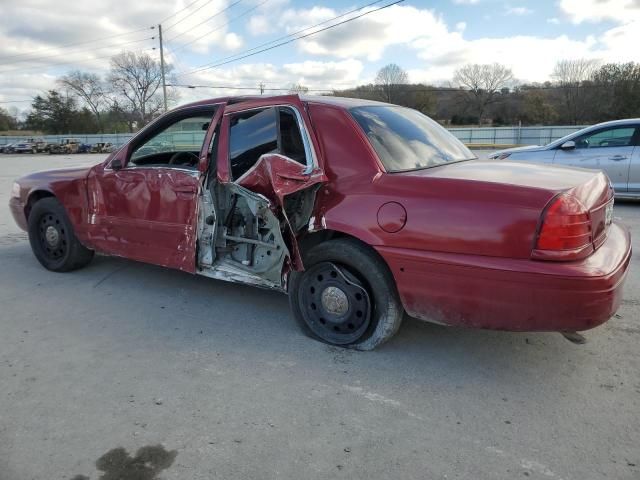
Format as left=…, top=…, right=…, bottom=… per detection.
left=397, top=159, right=614, bottom=258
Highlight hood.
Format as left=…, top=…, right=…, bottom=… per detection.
left=16, top=166, right=94, bottom=199
left=18, top=166, right=93, bottom=184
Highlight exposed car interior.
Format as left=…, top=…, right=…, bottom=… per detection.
left=198, top=105, right=312, bottom=288
left=128, top=113, right=214, bottom=168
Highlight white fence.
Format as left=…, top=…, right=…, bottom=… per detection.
left=0, top=125, right=588, bottom=148
left=448, top=125, right=587, bottom=146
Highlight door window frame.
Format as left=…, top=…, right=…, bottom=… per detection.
left=220, top=103, right=319, bottom=182
left=566, top=125, right=640, bottom=150
left=105, top=104, right=222, bottom=173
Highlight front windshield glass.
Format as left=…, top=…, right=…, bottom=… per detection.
left=350, top=106, right=476, bottom=172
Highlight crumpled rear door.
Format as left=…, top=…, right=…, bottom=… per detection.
left=236, top=153, right=326, bottom=269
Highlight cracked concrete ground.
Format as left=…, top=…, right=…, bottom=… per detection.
left=0, top=154, right=638, bottom=480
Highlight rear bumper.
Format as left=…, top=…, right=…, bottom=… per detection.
left=9, top=197, right=28, bottom=231
left=376, top=222, right=632, bottom=332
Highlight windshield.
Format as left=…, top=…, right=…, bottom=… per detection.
left=350, top=106, right=476, bottom=172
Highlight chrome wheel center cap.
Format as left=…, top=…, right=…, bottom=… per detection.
left=321, top=286, right=349, bottom=316
left=45, top=226, right=59, bottom=246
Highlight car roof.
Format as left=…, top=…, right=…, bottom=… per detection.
left=588, top=118, right=640, bottom=129
left=178, top=94, right=393, bottom=111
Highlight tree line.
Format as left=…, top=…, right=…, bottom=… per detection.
left=2, top=55, right=639, bottom=135
left=335, top=59, right=640, bottom=126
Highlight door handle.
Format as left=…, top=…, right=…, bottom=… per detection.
left=609, top=155, right=627, bottom=161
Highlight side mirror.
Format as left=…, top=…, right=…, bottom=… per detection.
left=110, top=158, right=123, bottom=170
left=560, top=140, right=576, bottom=150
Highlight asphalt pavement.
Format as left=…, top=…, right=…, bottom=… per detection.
left=0, top=153, right=638, bottom=480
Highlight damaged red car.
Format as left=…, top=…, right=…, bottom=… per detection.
left=9, top=95, right=632, bottom=350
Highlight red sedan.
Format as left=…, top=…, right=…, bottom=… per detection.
left=9, top=95, right=632, bottom=350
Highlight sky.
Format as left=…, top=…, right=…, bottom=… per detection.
left=0, top=0, right=639, bottom=112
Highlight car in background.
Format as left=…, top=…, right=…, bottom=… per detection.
left=8, top=95, right=632, bottom=350
left=77, top=143, right=92, bottom=154
left=13, top=138, right=47, bottom=154
left=90, top=142, right=114, bottom=153
left=48, top=138, right=81, bottom=154
left=489, top=119, right=640, bottom=199
left=1, top=143, right=15, bottom=153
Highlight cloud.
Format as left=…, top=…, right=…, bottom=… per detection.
left=559, top=0, right=640, bottom=24
left=505, top=6, right=533, bottom=16
left=547, top=17, right=560, bottom=24
left=174, top=58, right=364, bottom=103
left=1, top=0, right=640, bottom=111
left=452, top=0, right=480, bottom=4
left=292, top=5, right=453, bottom=62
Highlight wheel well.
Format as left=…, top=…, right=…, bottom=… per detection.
left=298, top=229, right=391, bottom=273
left=25, top=190, right=55, bottom=219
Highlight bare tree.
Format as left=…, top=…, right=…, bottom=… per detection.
left=551, top=58, right=600, bottom=124
left=374, top=64, right=409, bottom=103
left=58, top=71, right=108, bottom=132
left=288, top=83, right=309, bottom=94
left=453, top=63, right=514, bottom=124
left=108, top=52, right=174, bottom=128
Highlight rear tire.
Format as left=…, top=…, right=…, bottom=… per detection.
left=289, top=238, right=403, bottom=350
left=27, top=198, right=94, bottom=272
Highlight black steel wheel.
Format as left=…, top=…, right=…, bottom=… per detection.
left=37, top=211, right=69, bottom=261
left=289, top=238, right=404, bottom=350
left=27, top=197, right=94, bottom=272
left=297, top=262, right=372, bottom=345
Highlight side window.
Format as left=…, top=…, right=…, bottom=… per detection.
left=229, top=108, right=277, bottom=179
left=574, top=127, right=636, bottom=149
left=130, top=114, right=213, bottom=168
left=279, top=108, right=307, bottom=165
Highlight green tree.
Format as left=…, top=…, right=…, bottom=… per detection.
left=593, top=62, right=640, bottom=120
left=522, top=90, right=557, bottom=124
left=0, top=107, right=19, bottom=131
left=25, top=90, right=77, bottom=133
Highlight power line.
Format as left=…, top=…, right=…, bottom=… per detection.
left=0, top=26, right=154, bottom=62
left=167, top=0, right=246, bottom=44
left=176, top=0, right=385, bottom=78
left=0, top=36, right=155, bottom=68
left=159, top=0, right=208, bottom=24
left=0, top=47, right=157, bottom=75
left=168, top=83, right=333, bottom=92
left=164, top=0, right=216, bottom=31
left=177, top=0, right=403, bottom=78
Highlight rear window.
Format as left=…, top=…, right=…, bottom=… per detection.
left=350, top=106, right=475, bottom=172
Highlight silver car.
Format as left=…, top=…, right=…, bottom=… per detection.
left=489, top=119, right=640, bottom=199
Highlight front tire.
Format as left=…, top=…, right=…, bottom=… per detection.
left=289, top=238, right=403, bottom=350
left=27, top=198, right=94, bottom=272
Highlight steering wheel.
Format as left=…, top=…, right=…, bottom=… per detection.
left=168, top=151, right=199, bottom=166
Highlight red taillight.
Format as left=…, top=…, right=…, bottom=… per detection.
left=536, top=194, right=592, bottom=252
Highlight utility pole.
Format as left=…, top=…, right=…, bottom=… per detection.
left=158, top=24, right=168, bottom=112
left=259, top=82, right=265, bottom=95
